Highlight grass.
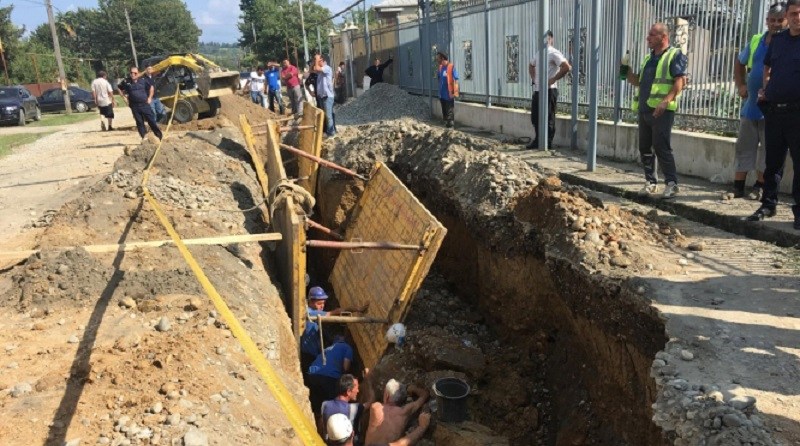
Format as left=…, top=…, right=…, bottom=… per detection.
left=0, top=131, right=55, bottom=157
left=29, top=111, right=97, bottom=127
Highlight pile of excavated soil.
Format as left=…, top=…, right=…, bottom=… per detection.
left=219, top=94, right=280, bottom=126
left=334, top=83, right=431, bottom=125
left=317, top=120, right=779, bottom=445
left=0, top=127, right=307, bottom=446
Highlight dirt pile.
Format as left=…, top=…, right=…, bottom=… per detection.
left=317, top=120, right=779, bottom=445
left=334, top=83, right=432, bottom=125
left=0, top=127, right=306, bottom=445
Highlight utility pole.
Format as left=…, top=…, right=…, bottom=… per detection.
left=124, top=7, right=138, bottom=67
left=298, top=0, right=310, bottom=64
left=46, top=0, right=71, bottom=114
left=364, top=0, right=371, bottom=62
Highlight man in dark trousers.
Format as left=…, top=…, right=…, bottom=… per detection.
left=746, top=0, right=800, bottom=230
left=118, top=66, right=162, bottom=140
left=436, top=52, right=458, bottom=128
left=527, top=31, right=570, bottom=150
left=364, top=56, right=393, bottom=88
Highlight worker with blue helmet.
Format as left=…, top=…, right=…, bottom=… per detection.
left=300, top=286, right=368, bottom=374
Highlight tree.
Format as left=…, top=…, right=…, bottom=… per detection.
left=239, top=0, right=332, bottom=67
left=1, top=5, right=24, bottom=84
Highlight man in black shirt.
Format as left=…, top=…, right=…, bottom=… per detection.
left=746, top=0, right=800, bottom=229
left=364, top=56, right=393, bottom=88
left=118, top=66, right=162, bottom=140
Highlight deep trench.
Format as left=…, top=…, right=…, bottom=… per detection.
left=310, top=164, right=670, bottom=445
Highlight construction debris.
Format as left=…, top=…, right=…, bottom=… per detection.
left=335, top=82, right=432, bottom=125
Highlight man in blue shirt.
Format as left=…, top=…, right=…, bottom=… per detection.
left=265, top=61, right=285, bottom=115
left=308, top=334, right=353, bottom=417
left=732, top=3, right=787, bottom=199
left=313, top=54, right=336, bottom=137
left=436, top=52, right=458, bottom=128
left=300, top=286, right=368, bottom=375
left=747, top=0, right=800, bottom=230
left=117, top=66, right=162, bottom=140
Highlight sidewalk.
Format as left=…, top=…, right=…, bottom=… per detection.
left=497, top=142, right=800, bottom=248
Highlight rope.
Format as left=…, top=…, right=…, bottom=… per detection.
left=138, top=89, right=324, bottom=445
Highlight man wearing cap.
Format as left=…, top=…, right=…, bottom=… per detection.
left=308, top=332, right=354, bottom=417
left=365, top=379, right=430, bottom=445
left=301, top=286, right=368, bottom=373
left=327, top=412, right=431, bottom=446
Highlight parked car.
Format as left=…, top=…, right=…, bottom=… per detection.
left=0, top=86, right=41, bottom=126
left=38, top=86, right=96, bottom=113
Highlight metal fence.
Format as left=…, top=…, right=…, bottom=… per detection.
left=331, top=0, right=772, bottom=135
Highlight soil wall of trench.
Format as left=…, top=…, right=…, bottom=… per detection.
left=315, top=121, right=671, bottom=445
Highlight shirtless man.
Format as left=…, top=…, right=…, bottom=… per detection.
left=364, top=379, right=429, bottom=445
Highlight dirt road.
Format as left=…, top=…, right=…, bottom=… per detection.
left=0, top=108, right=139, bottom=259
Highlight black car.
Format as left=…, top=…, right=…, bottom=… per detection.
left=38, top=86, right=96, bottom=113
left=0, top=86, right=41, bottom=126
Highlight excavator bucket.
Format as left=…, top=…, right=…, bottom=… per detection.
left=198, top=70, right=239, bottom=99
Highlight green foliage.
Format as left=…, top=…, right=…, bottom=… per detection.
left=1, top=5, right=24, bottom=82
left=198, top=42, right=246, bottom=71
left=239, top=0, right=332, bottom=68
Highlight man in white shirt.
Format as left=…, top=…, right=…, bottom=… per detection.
left=528, top=30, right=571, bottom=149
left=91, top=70, right=115, bottom=131
left=243, top=66, right=267, bottom=107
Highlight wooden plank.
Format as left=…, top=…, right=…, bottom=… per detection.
left=239, top=114, right=271, bottom=225
left=0, top=232, right=283, bottom=261
left=297, top=104, right=325, bottom=197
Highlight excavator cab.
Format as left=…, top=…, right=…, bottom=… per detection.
left=142, top=54, right=239, bottom=123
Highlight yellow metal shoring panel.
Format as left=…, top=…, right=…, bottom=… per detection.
left=138, top=98, right=323, bottom=446
left=329, top=163, right=447, bottom=369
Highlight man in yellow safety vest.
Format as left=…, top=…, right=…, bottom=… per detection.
left=624, top=23, right=688, bottom=199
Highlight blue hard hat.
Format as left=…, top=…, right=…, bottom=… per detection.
left=308, top=286, right=328, bottom=300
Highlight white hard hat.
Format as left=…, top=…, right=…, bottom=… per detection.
left=386, top=323, right=406, bottom=344
left=327, top=413, right=353, bottom=442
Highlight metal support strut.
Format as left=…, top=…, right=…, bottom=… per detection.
left=306, top=240, right=424, bottom=252
left=280, top=143, right=369, bottom=181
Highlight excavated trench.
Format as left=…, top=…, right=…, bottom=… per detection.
left=312, top=121, right=671, bottom=445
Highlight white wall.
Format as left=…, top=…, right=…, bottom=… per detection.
left=433, top=101, right=794, bottom=193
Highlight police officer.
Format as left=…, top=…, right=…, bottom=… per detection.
left=118, top=66, right=162, bottom=140
left=746, top=0, right=800, bottom=230
left=624, top=23, right=688, bottom=200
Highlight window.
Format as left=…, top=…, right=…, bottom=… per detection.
left=506, top=35, right=519, bottom=83
left=463, top=40, right=473, bottom=80
left=43, top=90, right=62, bottom=102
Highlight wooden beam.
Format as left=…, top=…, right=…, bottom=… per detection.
left=0, top=232, right=283, bottom=261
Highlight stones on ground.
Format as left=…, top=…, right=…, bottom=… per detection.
left=186, top=297, right=202, bottom=311
left=56, top=264, right=70, bottom=275
left=124, top=190, right=137, bottom=199
left=610, top=255, right=631, bottom=268
left=687, top=241, right=705, bottom=251
left=678, top=258, right=689, bottom=266
left=68, top=334, right=80, bottom=344
left=183, top=427, right=208, bottom=446
left=10, top=382, right=32, bottom=397
left=584, top=231, right=602, bottom=245
left=155, top=316, right=171, bottom=332
left=150, top=401, right=163, bottom=414
left=64, top=438, right=81, bottom=446
left=729, top=395, right=756, bottom=410
left=166, top=413, right=181, bottom=425
left=680, top=349, right=694, bottom=361
left=119, top=296, right=137, bottom=309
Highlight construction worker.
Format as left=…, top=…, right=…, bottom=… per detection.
left=266, top=61, right=285, bottom=114
left=300, top=286, right=368, bottom=374
left=327, top=411, right=431, bottom=446
left=364, top=379, right=430, bottom=445
left=307, top=332, right=353, bottom=417
left=436, top=52, right=459, bottom=128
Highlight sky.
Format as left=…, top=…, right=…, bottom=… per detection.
left=5, top=0, right=358, bottom=44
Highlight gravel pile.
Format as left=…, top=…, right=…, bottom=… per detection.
left=335, top=83, right=432, bottom=125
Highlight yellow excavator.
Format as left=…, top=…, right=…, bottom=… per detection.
left=143, top=53, right=239, bottom=123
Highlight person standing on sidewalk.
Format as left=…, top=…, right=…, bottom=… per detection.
left=91, top=70, right=115, bottom=131
left=527, top=31, right=571, bottom=150
left=624, top=22, right=687, bottom=199
left=117, top=66, right=162, bottom=141
left=732, top=3, right=788, bottom=200
left=436, top=52, right=458, bottom=128
left=313, top=54, right=336, bottom=138
left=281, top=59, right=303, bottom=116
left=746, top=0, right=800, bottom=230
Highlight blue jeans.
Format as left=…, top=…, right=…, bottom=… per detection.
left=249, top=91, right=263, bottom=106
left=317, top=96, right=336, bottom=136
left=150, top=97, right=166, bottom=122
left=268, top=89, right=285, bottom=114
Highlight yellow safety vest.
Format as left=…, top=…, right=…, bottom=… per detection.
left=746, top=33, right=764, bottom=70
left=632, top=47, right=681, bottom=112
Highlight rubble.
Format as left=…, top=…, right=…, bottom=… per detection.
left=335, top=83, right=431, bottom=125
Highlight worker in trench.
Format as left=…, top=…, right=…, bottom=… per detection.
left=307, top=326, right=355, bottom=419
left=301, top=286, right=368, bottom=376
left=326, top=411, right=431, bottom=446
left=364, top=378, right=430, bottom=445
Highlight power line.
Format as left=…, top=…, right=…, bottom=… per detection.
left=309, top=0, right=366, bottom=28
